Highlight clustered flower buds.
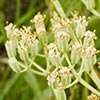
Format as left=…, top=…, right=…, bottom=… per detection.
left=87, top=93, right=100, bottom=100
left=32, top=12, right=47, bottom=46
left=47, top=43, right=61, bottom=66
left=5, top=10, right=100, bottom=98
left=47, top=66, right=71, bottom=89
left=5, top=23, right=39, bottom=72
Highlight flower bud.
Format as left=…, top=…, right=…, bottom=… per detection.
left=33, top=12, right=48, bottom=46
left=8, top=57, right=21, bottom=73
left=5, top=40, right=17, bottom=58
left=84, top=31, right=97, bottom=46
left=5, top=23, right=19, bottom=40
left=47, top=43, right=61, bottom=66
left=83, top=55, right=96, bottom=73
left=55, top=30, right=70, bottom=52
left=70, top=51, right=80, bottom=65
left=28, top=39, right=39, bottom=58
left=75, top=16, right=88, bottom=39
left=17, top=44, right=29, bottom=62
left=47, top=67, right=71, bottom=89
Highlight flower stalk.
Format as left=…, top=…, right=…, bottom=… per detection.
left=53, top=89, right=67, bottom=100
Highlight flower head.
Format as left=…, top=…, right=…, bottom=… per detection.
left=47, top=66, right=71, bottom=89
left=47, top=43, right=60, bottom=58
left=5, top=23, right=20, bottom=40
left=87, top=93, right=100, bottom=100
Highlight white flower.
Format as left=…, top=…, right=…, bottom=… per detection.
left=59, top=67, right=70, bottom=76
left=5, top=23, right=20, bottom=40
left=47, top=66, right=71, bottom=89
left=17, top=42, right=29, bottom=62
left=84, top=31, right=97, bottom=46
left=56, top=31, right=68, bottom=39
left=47, top=43, right=60, bottom=58
left=47, top=43, right=57, bottom=50
left=75, top=16, right=88, bottom=27
left=33, top=12, right=45, bottom=23
left=85, top=46, right=97, bottom=57
left=22, top=26, right=31, bottom=33
left=84, top=31, right=96, bottom=39
left=75, top=16, right=88, bottom=38
left=49, top=49, right=60, bottom=58
left=71, top=42, right=82, bottom=52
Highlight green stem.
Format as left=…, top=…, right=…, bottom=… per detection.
left=17, top=58, right=46, bottom=76
left=79, top=57, right=84, bottom=72
left=30, top=68, right=46, bottom=76
left=79, top=78, right=100, bottom=97
left=64, top=53, right=100, bottom=97
left=51, top=0, right=66, bottom=18
left=36, top=54, right=45, bottom=58
left=29, top=59, right=46, bottom=73
left=65, top=79, right=78, bottom=89
left=44, top=46, right=51, bottom=70
left=53, top=89, right=67, bottom=100
left=64, top=53, right=77, bottom=75
left=88, top=69, right=100, bottom=90
left=82, top=73, right=89, bottom=100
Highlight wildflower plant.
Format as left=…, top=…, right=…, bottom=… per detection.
left=5, top=0, right=100, bottom=99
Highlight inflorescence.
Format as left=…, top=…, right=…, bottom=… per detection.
left=5, top=11, right=100, bottom=98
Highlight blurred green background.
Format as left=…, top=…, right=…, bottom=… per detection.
left=0, top=0, right=100, bottom=100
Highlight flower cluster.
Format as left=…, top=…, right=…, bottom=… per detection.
left=47, top=43, right=61, bottom=66
left=47, top=66, right=71, bottom=89
left=5, top=23, right=39, bottom=72
left=51, top=12, right=70, bottom=52
left=32, top=12, right=47, bottom=46
left=5, top=11, right=99, bottom=97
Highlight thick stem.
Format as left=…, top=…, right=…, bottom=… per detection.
left=82, top=73, right=89, bottom=100
left=88, top=69, right=100, bottom=90
left=53, top=89, right=67, bottom=100
left=79, top=78, right=100, bottom=97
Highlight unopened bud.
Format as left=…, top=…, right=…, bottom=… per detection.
left=5, top=40, right=17, bottom=58
left=8, top=57, right=21, bottom=73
